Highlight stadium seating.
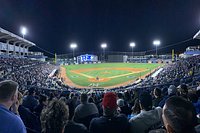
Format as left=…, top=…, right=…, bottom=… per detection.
left=0, top=55, right=200, bottom=133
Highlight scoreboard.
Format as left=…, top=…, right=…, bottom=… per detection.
left=77, top=54, right=98, bottom=63
left=81, top=54, right=93, bottom=62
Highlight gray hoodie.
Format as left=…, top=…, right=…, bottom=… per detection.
left=129, top=107, right=162, bottom=133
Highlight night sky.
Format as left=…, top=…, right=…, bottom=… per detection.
left=0, top=0, right=200, bottom=56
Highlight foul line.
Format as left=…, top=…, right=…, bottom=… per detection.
left=109, top=71, right=144, bottom=79
left=71, top=71, right=94, bottom=78
left=71, top=69, right=147, bottom=79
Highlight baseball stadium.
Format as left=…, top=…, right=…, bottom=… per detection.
left=60, top=62, right=161, bottom=89
left=1, top=1, right=200, bottom=133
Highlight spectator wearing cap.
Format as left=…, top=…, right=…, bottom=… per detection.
left=129, top=91, right=162, bottom=133
left=0, top=80, right=26, bottom=133
left=89, top=92, right=130, bottom=133
left=22, top=87, right=39, bottom=112
left=162, top=96, right=198, bottom=133
left=159, top=85, right=177, bottom=107
left=73, top=93, right=99, bottom=128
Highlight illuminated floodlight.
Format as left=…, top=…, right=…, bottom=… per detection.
left=130, top=42, right=136, bottom=47
left=20, top=26, right=27, bottom=38
left=153, top=40, right=161, bottom=46
left=101, top=43, right=107, bottom=62
left=70, top=43, right=77, bottom=62
left=101, top=43, right=107, bottom=49
left=153, top=40, right=161, bottom=56
left=70, top=43, right=77, bottom=49
left=129, top=42, right=136, bottom=60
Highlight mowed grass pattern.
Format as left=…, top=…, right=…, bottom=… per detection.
left=83, top=69, right=129, bottom=78
left=64, top=63, right=161, bottom=88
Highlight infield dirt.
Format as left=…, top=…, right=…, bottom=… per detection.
left=59, top=66, right=152, bottom=89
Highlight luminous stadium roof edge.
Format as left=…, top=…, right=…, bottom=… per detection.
left=193, top=30, right=200, bottom=40
left=0, top=27, right=36, bottom=47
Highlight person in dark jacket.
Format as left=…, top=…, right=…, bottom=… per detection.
left=64, top=120, right=88, bottom=133
left=177, top=84, right=188, bottom=99
left=188, top=93, right=200, bottom=114
left=89, top=92, right=130, bottom=133
left=159, top=85, right=177, bottom=107
left=73, top=93, right=99, bottom=128
left=117, top=99, right=131, bottom=116
left=22, top=87, right=38, bottom=112
left=34, top=94, right=47, bottom=117
left=18, top=92, right=40, bottom=132
left=152, top=88, right=163, bottom=108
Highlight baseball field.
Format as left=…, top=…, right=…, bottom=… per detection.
left=60, top=63, right=161, bottom=89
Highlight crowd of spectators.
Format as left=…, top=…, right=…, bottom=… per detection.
left=139, top=55, right=200, bottom=88
left=0, top=55, right=200, bottom=133
left=0, top=58, right=66, bottom=91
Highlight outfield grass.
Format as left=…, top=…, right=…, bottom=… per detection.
left=64, top=63, right=161, bottom=88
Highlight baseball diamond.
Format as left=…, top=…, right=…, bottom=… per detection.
left=60, top=63, right=161, bottom=89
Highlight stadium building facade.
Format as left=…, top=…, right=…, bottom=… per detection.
left=0, top=27, right=47, bottom=61
left=0, top=27, right=35, bottom=57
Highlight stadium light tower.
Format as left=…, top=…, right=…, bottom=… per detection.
left=20, top=26, right=27, bottom=39
left=153, top=40, right=161, bottom=56
left=129, top=42, right=136, bottom=57
left=101, top=43, right=107, bottom=62
left=70, top=43, right=77, bottom=61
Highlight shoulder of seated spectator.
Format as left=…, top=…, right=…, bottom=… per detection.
left=154, top=107, right=162, bottom=113
left=117, top=114, right=128, bottom=119
left=66, top=121, right=87, bottom=129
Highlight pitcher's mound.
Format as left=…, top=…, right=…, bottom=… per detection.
left=88, top=77, right=111, bottom=82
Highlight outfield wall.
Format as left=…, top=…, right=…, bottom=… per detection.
left=56, top=51, right=173, bottom=65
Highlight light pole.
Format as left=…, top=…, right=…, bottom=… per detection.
left=153, top=40, right=160, bottom=57
left=129, top=42, right=136, bottom=59
left=101, top=43, right=107, bottom=62
left=20, top=26, right=27, bottom=39
left=70, top=43, right=77, bottom=62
